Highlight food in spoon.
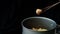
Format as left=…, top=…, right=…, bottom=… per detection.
left=36, top=9, right=42, bottom=15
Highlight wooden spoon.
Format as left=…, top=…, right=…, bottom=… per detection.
left=36, top=2, right=60, bottom=15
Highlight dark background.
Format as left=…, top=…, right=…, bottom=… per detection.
left=17, top=0, right=60, bottom=27
left=0, top=0, right=60, bottom=34
left=17, top=0, right=60, bottom=34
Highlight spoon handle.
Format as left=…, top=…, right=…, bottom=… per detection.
left=43, top=2, right=60, bottom=12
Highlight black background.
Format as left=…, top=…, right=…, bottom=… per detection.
left=17, top=0, right=60, bottom=34
left=0, top=0, right=60, bottom=34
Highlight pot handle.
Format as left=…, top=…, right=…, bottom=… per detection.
left=56, top=25, right=60, bottom=34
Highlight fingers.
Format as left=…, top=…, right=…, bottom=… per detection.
left=36, top=9, right=42, bottom=15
